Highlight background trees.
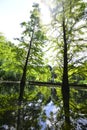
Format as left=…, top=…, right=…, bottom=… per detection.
left=0, top=33, right=21, bottom=81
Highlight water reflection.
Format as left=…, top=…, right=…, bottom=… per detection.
left=40, top=101, right=60, bottom=129
left=0, top=84, right=87, bottom=130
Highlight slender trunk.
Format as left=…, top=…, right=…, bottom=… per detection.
left=17, top=28, right=34, bottom=130
left=17, top=57, right=28, bottom=130
left=62, top=14, right=70, bottom=129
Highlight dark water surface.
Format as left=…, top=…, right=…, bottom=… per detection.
left=0, top=84, right=87, bottom=130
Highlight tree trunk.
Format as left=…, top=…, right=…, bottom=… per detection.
left=62, top=15, right=70, bottom=129
left=17, top=62, right=27, bottom=130
left=17, top=30, right=34, bottom=130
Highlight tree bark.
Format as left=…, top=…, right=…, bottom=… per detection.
left=17, top=28, right=34, bottom=130
left=62, top=13, right=70, bottom=129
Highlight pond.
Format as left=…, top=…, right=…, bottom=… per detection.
left=0, top=83, right=87, bottom=130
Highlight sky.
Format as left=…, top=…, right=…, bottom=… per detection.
left=0, top=0, right=50, bottom=43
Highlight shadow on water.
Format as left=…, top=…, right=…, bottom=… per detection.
left=0, top=83, right=87, bottom=130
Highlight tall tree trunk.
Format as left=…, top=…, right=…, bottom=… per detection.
left=62, top=14, right=70, bottom=129
left=17, top=30, right=34, bottom=130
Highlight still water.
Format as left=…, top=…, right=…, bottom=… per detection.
left=0, top=84, right=87, bottom=130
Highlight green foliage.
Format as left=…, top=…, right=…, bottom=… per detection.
left=0, top=34, right=23, bottom=80
left=0, top=93, right=18, bottom=126
left=46, top=0, right=87, bottom=83
left=15, top=3, right=48, bottom=82
left=70, top=88, right=87, bottom=127
left=0, top=1, right=87, bottom=129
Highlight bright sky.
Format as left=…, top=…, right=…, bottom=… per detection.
left=0, top=0, right=50, bottom=43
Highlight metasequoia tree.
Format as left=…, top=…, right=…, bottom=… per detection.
left=17, top=3, right=46, bottom=130
left=47, top=0, right=87, bottom=128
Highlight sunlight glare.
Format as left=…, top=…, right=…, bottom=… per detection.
left=38, top=0, right=51, bottom=25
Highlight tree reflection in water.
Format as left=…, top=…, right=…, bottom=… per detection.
left=0, top=85, right=87, bottom=130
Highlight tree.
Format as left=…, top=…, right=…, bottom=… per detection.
left=0, top=33, right=20, bottom=80
left=46, top=0, right=87, bottom=128
left=16, top=3, right=47, bottom=130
